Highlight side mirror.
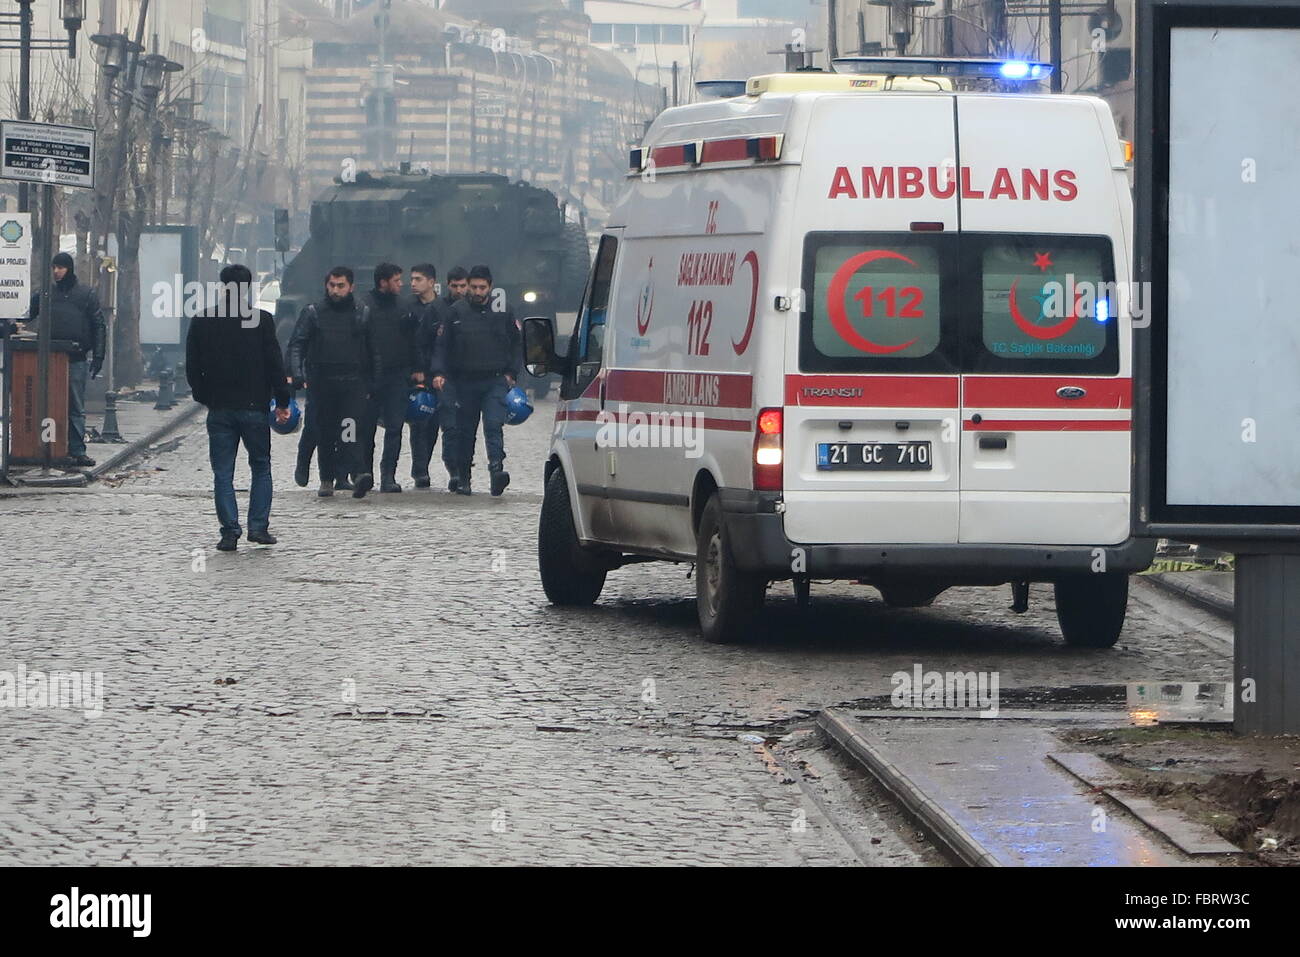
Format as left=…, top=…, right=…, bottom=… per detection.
left=523, top=316, right=564, bottom=378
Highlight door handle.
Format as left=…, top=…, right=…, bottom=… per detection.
left=978, top=436, right=1008, bottom=450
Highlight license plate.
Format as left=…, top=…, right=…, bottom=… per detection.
left=817, top=441, right=932, bottom=471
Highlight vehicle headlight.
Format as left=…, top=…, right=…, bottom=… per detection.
left=523, top=290, right=538, bottom=304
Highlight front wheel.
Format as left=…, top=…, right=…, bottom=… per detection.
left=538, top=468, right=606, bottom=606
left=1054, top=573, right=1129, bottom=648
left=696, top=494, right=766, bottom=643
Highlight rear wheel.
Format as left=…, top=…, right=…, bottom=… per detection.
left=696, top=494, right=766, bottom=643
left=538, top=468, right=606, bottom=606
left=1054, top=573, right=1129, bottom=648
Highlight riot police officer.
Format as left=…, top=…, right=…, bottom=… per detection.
left=409, top=262, right=448, bottom=488
left=431, top=264, right=520, bottom=496
left=287, top=266, right=378, bottom=498
left=362, top=263, right=418, bottom=492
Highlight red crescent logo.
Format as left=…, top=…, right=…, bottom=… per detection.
left=1008, top=279, right=1080, bottom=340
left=826, top=250, right=920, bottom=354
left=634, top=278, right=655, bottom=335
left=731, top=250, right=760, bottom=355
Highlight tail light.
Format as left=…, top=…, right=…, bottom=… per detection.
left=753, top=407, right=783, bottom=491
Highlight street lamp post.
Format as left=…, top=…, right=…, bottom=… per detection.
left=87, top=0, right=183, bottom=390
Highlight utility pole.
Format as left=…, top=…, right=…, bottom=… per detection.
left=1048, top=0, right=1063, bottom=93
left=17, top=0, right=31, bottom=214
left=828, top=0, right=838, bottom=60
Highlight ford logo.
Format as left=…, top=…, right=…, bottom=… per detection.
left=1057, top=386, right=1087, bottom=400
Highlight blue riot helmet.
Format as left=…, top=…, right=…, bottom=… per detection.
left=504, top=385, right=533, bottom=425
left=407, top=386, right=439, bottom=423
left=269, top=398, right=302, bottom=435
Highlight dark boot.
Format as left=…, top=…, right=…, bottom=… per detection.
left=335, top=474, right=354, bottom=492
left=318, top=479, right=335, bottom=498
left=380, top=469, right=402, bottom=493
left=217, top=532, right=239, bottom=551
left=248, top=530, right=278, bottom=545
left=490, top=467, right=510, bottom=497
left=294, top=452, right=310, bottom=488
left=352, top=472, right=374, bottom=499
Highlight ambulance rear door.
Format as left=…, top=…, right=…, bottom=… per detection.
left=954, top=94, right=1132, bottom=547
left=784, top=94, right=962, bottom=545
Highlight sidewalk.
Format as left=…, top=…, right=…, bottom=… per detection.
left=820, top=684, right=1300, bottom=866
left=2, top=385, right=201, bottom=489
left=1144, top=570, right=1234, bottom=617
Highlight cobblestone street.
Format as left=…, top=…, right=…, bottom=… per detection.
left=1, top=399, right=1231, bottom=865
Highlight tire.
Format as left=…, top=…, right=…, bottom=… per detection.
left=877, top=583, right=946, bottom=608
left=1054, top=573, right=1129, bottom=648
left=538, top=468, right=606, bottom=605
left=695, top=494, right=766, bottom=643
left=557, top=221, right=591, bottom=311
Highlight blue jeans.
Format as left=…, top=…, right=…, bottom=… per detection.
left=451, top=376, right=509, bottom=477
left=206, top=408, right=273, bottom=536
left=67, top=359, right=88, bottom=457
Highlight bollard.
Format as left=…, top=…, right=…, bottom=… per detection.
left=154, top=369, right=176, bottom=410
left=99, top=391, right=125, bottom=443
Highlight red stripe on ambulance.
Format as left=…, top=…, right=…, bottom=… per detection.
left=784, top=375, right=959, bottom=408
left=605, top=368, right=754, bottom=408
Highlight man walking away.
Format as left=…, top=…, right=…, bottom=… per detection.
left=363, top=263, right=418, bottom=492
left=27, top=252, right=106, bottom=468
left=431, top=264, right=521, bottom=496
left=186, top=264, right=291, bottom=551
left=286, top=266, right=377, bottom=499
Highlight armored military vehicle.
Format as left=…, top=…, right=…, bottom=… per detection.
left=275, top=169, right=590, bottom=397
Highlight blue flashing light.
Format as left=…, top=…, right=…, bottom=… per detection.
left=1096, top=298, right=1110, bottom=324
left=832, top=56, right=1053, bottom=82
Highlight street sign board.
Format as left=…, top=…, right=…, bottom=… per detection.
left=0, top=213, right=32, bottom=320
left=0, top=121, right=96, bottom=190
left=1134, top=0, right=1300, bottom=542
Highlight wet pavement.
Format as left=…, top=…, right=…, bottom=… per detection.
left=0, top=396, right=1237, bottom=864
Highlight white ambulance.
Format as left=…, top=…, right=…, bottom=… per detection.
left=522, top=58, right=1155, bottom=645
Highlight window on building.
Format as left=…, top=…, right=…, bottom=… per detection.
left=203, top=0, right=246, bottom=47
left=590, top=23, right=612, bottom=43
left=613, top=24, right=635, bottom=44
left=636, top=24, right=657, bottom=43
left=659, top=25, right=686, bottom=45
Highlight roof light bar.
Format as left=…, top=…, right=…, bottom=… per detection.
left=832, top=56, right=1053, bottom=81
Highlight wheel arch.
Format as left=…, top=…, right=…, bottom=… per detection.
left=690, top=468, right=722, bottom=535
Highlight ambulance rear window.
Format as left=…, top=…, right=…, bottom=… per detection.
left=970, top=235, right=1119, bottom=374
left=801, top=232, right=956, bottom=373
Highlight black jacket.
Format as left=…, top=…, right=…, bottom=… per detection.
left=366, top=288, right=418, bottom=375
left=285, top=295, right=379, bottom=384
left=431, top=297, right=522, bottom=380
left=28, top=274, right=106, bottom=361
left=412, top=296, right=446, bottom=376
left=186, top=304, right=290, bottom=411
